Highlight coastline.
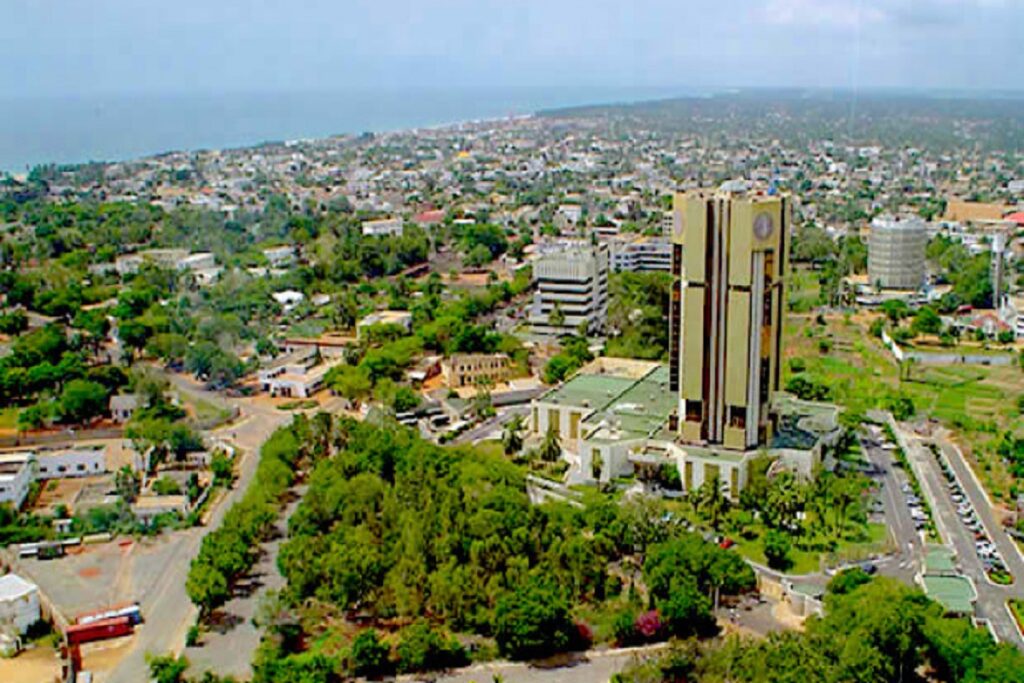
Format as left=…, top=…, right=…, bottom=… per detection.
left=0, top=86, right=686, bottom=173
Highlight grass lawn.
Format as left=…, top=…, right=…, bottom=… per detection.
left=1010, top=599, right=1024, bottom=635
left=784, top=306, right=1024, bottom=502
left=187, top=395, right=232, bottom=423
left=734, top=533, right=821, bottom=575
left=734, top=522, right=890, bottom=577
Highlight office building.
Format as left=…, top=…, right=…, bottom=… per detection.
left=608, top=236, right=672, bottom=272
left=868, top=216, right=926, bottom=290
left=670, top=189, right=789, bottom=451
left=529, top=242, right=608, bottom=336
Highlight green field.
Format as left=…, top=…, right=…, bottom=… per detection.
left=784, top=302, right=1024, bottom=501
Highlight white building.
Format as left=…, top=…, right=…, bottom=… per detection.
left=35, top=445, right=107, bottom=479
left=176, top=252, right=217, bottom=272
left=262, top=245, right=296, bottom=268
left=556, top=204, right=583, bottom=225
left=868, top=215, right=927, bottom=290
left=999, top=294, right=1024, bottom=339
left=109, top=393, right=140, bottom=423
left=258, top=351, right=333, bottom=398
left=0, top=453, right=35, bottom=510
left=0, top=574, right=40, bottom=636
left=362, top=217, right=404, bottom=237
left=608, top=236, right=672, bottom=272
left=272, top=290, right=305, bottom=312
left=529, top=242, right=608, bottom=336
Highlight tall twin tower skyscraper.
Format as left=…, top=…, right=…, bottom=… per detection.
left=669, top=189, right=790, bottom=454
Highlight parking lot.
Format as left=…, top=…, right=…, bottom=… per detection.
left=930, top=444, right=1011, bottom=583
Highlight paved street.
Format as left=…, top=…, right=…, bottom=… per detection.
left=184, top=485, right=306, bottom=679
left=860, top=431, right=921, bottom=586
left=897, top=425, right=1024, bottom=648
left=452, top=405, right=530, bottom=445
left=435, top=644, right=668, bottom=683
left=104, top=376, right=292, bottom=683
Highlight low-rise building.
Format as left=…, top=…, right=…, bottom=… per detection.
left=0, top=453, right=35, bottom=510
left=258, top=351, right=333, bottom=398
left=35, top=445, right=107, bottom=479
left=109, top=393, right=140, bottom=423
left=262, top=245, right=296, bottom=268
left=357, top=310, right=414, bottom=339
left=441, top=353, right=512, bottom=388
left=999, top=294, right=1024, bottom=339
left=0, top=573, right=40, bottom=636
left=529, top=359, right=840, bottom=494
left=272, top=289, right=305, bottom=312
left=362, top=217, right=404, bottom=237
left=176, top=252, right=217, bottom=272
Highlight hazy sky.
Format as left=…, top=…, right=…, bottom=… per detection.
left=2, top=0, right=1022, bottom=97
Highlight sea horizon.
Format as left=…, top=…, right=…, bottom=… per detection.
left=0, top=85, right=697, bottom=174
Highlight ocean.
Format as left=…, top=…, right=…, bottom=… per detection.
left=0, top=86, right=692, bottom=173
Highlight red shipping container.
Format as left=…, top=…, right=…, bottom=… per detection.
left=66, top=616, right=133, bottom=645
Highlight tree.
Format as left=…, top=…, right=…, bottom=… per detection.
left=694, top=474, right=729, bottom=528
left=394, top=621, right=467, bottom=673
left=494, top=578, right=574, bottom=660
left=349, top=629, right=390, bottom=677
left=658, top=577, right=717, bottom=638
left=502, top=414, right=524, bottom=455
left=762, top=529, right=792, bottom=570
left=185, top=563, right=229, bottom=619
left=539, top=423, right=561, bottom=462
left=827, top=567, right=872, bottom=595
left=115, top=466, right=140, bottom=503
left=881, top=299, right=910, bottom=325
left=147, top=654, right=189, bottom=683
left=391, top=386, right=421, bottom=414
left=910, top=306, right=942, bottom=336
left=59, top=379, right=109, bottom=424
left=763, top=471, right=804, bottom=531
left=548, top=303, right=566, bottom=329
left=17, top=403, right=49, bottom=432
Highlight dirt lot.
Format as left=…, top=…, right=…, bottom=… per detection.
left=0, top=644, right=61, bottom=683
left=79, top=634, right=136, bottom=681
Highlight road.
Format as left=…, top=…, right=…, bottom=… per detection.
left=105, top=375, right=291, bottom=683
left=859, top=429, right=922, bottom=586
left=451, top=405, right=530, bottom=445
left=896, top=425, right=1024, bottom=649
left=435, top=644, right=668, bottom=683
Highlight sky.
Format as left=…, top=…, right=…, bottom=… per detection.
left=1, top=0, right=1022, bottom=97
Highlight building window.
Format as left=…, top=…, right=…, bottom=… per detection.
left=727, top=406, right=746, bottom=429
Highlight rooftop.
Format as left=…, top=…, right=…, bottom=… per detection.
left=0, top=573, right=37, bottom=602
left=925, top=546, right=957, bottom=574
left=584, top=365, right=675, bottom=441
left=538, top=373, right=635, bottom=410
left=921, top=574, right=975, bottom=615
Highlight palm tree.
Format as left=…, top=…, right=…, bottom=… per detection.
left=539, top=423, right=561, bottom=463
left=695, top=474, right=729, bottom=529
left=501, top=414, right=524, bottom=456
left=765, top=472, right=804, bottom=531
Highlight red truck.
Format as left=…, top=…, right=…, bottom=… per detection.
left=66, top=616, right=133, bottom=645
